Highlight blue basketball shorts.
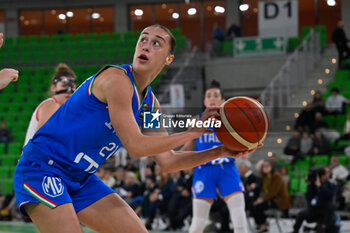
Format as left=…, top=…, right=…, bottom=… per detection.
left=14, top=157, right=115, bottom=216
left=192, top=163, right=244, bottom=199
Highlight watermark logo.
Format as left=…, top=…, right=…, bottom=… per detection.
left=143, top=110, right=162, bottom=129
left=143, top=110, right=222, bottom=130
left=42, top=176, right=64, bottom=198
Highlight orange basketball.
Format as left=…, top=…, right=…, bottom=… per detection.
left=215, top=96, right=269, bottom=152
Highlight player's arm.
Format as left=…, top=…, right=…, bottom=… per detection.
left=148, top=100, right=251, bottom=173
left=93, top=67, right=216, bottom=158
left=36, top=101, right=61, bottom=131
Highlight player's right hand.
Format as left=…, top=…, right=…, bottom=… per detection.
left=0, top=68, right=19, bottom=90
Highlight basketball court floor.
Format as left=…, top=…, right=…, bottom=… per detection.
left=0, top=219, right=349, bottom=233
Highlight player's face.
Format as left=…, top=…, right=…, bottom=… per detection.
left=203, top=88, right=224, bottom=108
left=52, top=76, right=76, bottom=101
left=133, top=27, right=173, bottom=75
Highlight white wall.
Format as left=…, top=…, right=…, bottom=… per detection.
left=205, top=55, right=287, bottom=97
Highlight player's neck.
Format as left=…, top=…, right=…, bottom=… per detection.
left=132, top=70, right=153, bottom=96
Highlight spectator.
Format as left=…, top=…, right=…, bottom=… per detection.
left=312, top=131, right=331, bottom=155
left=332, top=20, right=350, bottom=68
left=211, top=23, right=225, bottom=56
left=310, top=112, right=328, bottom=134
left=337, top=112, right=350, bottom=141
left=330, top=156, right=349, bottom=181
left=283, top=130, right=302, bottom=163
left=281, top=166, right=290, bottom=187
left=124, top=156, right=138, bottom=173
left=269, top=152, right=283, bottom=173
left=295, top=104, right=315, bottom=131
left=292, top=167, right=338, bottom=233
left=0, top=120, right=12, bottom=154
left=123, top=171, right=143, bottom=208
left=226, top=21, right=241, bottom=40
left=96, top=164, right=116, bottom=188
left=237, top=159, right=261, bottom=211
left=252, top=160, right=291, bottom=232
left=300, top=131, right=313, bottom=156
left=310, top=90, right=326, bottom=114
left=167, top=170, right=193, bottom=230
left=325, top=88, right=350, bottom=115
left=113, top=166, right=126, bottom=188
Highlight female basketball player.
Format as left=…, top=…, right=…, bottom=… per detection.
left=182, top=81, right=248, bottom=233
left=14, top=25, right=257, bottom=233
left=0, top=33, right=19, bottom=90
left=24, top=63, right=77, bottom=145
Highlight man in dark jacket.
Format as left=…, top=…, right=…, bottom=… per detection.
left=292, top=167, right=338, bottom=233
left=332, top=21, right=350, bottom=68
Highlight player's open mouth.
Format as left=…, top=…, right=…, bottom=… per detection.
left=138, top=54, right=149, bottom=61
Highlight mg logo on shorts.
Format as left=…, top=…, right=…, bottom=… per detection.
left=42, top=176, right=64, bottom=198
left=194, top=181, right=204, bottom=193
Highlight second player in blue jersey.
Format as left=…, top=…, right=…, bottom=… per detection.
left=182, top=81, right=249, bottom=233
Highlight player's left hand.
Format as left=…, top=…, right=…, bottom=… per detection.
left=220, top=144, right=263, bottom=159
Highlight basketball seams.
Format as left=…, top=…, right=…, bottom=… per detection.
left=237, top=96, right=269, bottom=144
left=220, top=103, right=258, bottom=150
left=227, top=99, right=261, bottom=146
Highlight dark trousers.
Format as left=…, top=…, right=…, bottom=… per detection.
left=251, top=201, right=276, bottom=226
left=335, top=43, right=350, bottom=68
left=293, top=207, right=334, bottom=233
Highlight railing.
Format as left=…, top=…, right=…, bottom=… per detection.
left=259, top=29, right=321, bottom=125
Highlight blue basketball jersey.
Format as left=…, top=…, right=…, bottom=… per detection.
left=21, top=64, right=156, bottom=181
left=195, top=129, right=235, bottom=166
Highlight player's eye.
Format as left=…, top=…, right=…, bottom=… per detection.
left=140, top=38, right=147, bottom=43
left=153, top=41, right=160, bottom=47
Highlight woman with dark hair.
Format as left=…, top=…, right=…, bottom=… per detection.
left=252, top=160, right=291, bottom=232
left=24, top=63, right=77, bottom=145
left=182, top=80, right=250, bottom=233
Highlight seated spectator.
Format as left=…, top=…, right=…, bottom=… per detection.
left=300, top=131, right=313, bottom=156
left=96, top=164, right=116, bottom=188
left=284, top=130, right=302, bottom=163
left=292, top=167, right=338, bottom=233
left=310, top=112, right=328, bottom=134
left=281, top=166, right=290, bottom=187
left=167, top=169, right=193, bottom=230
left=312, top=131, right=331, bottom=155
left=295, top=104, right=315, bottom=131
left=123, top=171, right=143, bottom=208
left=124, top=155, right=138, bottom=173
left=330, top=156, right=349, bottom=181
left=138, top=168, right=175, bottom=229
left=252, top=160, right=292, bottom=233
left=237, top=159, right=261, bottom=211
left=310, top=90, right=326, bottom=114
left=325, top=87, right=350, bottom=115
left=337, top=112, right=350, bottom=141
left=113, top=166, right=126, bottom=188
left=269, top=153, right=283, bottom=173
left=0, top=120, right=12, bottom=154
